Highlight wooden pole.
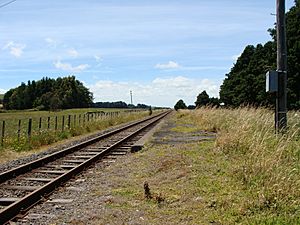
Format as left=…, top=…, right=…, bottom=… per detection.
left=1, top=121, right=5, bottom=147
left=17, top=120, right=21, bottom=143
left=55, top=116, right=58, bottom=130
left=62, top=115, right=65, bottom=131
left=28, top=118, right=32, bottom=143
left=276, top=0, right=287, bottom=131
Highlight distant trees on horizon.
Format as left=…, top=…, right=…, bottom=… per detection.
left=3, top=76, right=93, bottom=110
left=2, top=76, right=155, bottom=111
left=93, top=101, right=152, bottom=109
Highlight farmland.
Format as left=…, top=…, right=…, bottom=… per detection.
left=0, top=108, right=151, bottom=159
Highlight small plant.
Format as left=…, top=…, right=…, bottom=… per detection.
left=143, top=181, right=165, bottom=206
left=144, top=181, right=152, bottom=199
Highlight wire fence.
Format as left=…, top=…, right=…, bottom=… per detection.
left=0, top=110, right=126, bottom=147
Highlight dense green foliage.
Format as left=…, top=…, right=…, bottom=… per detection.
left=195, top=91, right=220, bottom=107
left=93, top=101, right=151, bottom=109
left=93, top=101, right=128, bottom=108
left=220, top=0, right=300, bottom=109
left=3, top=76, right=93, bottom=110
left=174, top=99, right=187, bottom=111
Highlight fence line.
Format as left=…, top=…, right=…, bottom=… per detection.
left=0, top=110, right=136, bottom=146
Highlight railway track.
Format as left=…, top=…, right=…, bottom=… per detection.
left=0, top=110, right=170, bottom=224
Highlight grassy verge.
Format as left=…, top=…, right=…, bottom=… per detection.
left=88, top=108, right=300, bottom=224
left=177, top=108, right=300, bottom=224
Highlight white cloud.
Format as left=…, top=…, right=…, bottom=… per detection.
left=88, top=76, right=220, bottom=107
left=3, top=41, right=26, bottom=58
left=0, top=88, right=7, bottom=94
left=45, top=38, right=58, bottom=47
left=94, top=55, right=102, bottom=62
left=54, top=60, right=90, bottom=72
left=154, top=62, right=226, bottom=71
left=155, top=61, right=181, bottom=69
left=68, top=48, right=79, bottom=58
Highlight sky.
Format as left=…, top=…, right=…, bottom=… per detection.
left=0, top=0, right=295, bottom=107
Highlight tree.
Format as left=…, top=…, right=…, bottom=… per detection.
left=195, top=91, right=220, bottom=107
left=174, top=99, right=187, bottom=111
left=195, top=91, right=210, bottom=107
left=219, top=0, right=300, bottom=109
left=3, top=76, right=93, bottom=110
left=187, top=105, right=196, bottom=110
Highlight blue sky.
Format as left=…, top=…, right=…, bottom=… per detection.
left=0, top=0, right=295, bottom=107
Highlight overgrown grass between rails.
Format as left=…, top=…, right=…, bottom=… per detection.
left=0, top=111, right=151, bottom=162
left=177, top=107, right=300, bottom=223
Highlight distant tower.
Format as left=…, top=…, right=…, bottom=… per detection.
left=130, top=90, right=133, bottom=105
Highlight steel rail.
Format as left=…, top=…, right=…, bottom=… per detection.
left=0, top=110, right=170, bottom=224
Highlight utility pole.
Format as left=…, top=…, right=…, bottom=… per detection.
left=130, top=90, right=133, bottom=105
left=276, top=0, right=287, bottom=131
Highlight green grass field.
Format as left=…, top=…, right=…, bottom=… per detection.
left=0, top=108, right=134, bottom=137
left=0, top=108, right=150, bottom=156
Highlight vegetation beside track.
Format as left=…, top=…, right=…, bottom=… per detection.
left=178, top=108, right=300, bottom=223
left=87, top=108, right=300, bottom=224
left=0, top=109, right=151, bottom=163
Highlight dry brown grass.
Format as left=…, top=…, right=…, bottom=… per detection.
left=177, top=107, right=300, bottom=223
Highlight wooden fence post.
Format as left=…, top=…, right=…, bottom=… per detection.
left=17, top=120, right=21, bottom=143
left=55, top=116, right=58, bottom=130
left=39, top=117, right=42, bottom=131
left=79, top=114, right=81, bottom=126
left=74, top=115, right=76, bottom=127
left=28, top=118, right=32, bottom=143
left=68, top=115, right=71, bottom=128
left=47, top=117, right=50, bottom=129
left=1, top=121, right=5, bottom=147
left=62, top=115, right=65, bottom=131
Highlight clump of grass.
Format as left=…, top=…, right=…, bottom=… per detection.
left=143, top=181, right=165, bottom=206
left=178, top=107, right=300, bottom=222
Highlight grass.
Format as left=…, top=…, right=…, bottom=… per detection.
left=177, top=107, right=300, bottom=223
left=0, top=108, right=136, bottom=138
left=84, top=107, right=300, bottom=224
left=0, top=109, right=153, bottom=162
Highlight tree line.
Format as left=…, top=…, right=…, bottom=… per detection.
left=174, top=90, right=219, bottom=110
left=3, top=76, right=93, bottom=110
left=93, top=101, right=151, bottom=109
left=2, top=75, right=154, bottom=111
left=175, top=0, right=300, bottom=110
left=220, top=0, right=300, bottom=109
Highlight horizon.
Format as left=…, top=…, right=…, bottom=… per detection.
left=0, top=0, right=295, bottom=107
